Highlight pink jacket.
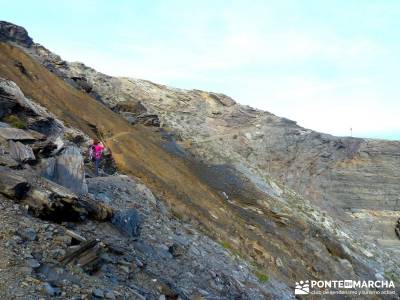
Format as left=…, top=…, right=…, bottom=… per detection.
left=94, top=144, right=104, bottom=159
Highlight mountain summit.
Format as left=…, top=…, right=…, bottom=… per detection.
left=0, top=21, right=399, bottom=299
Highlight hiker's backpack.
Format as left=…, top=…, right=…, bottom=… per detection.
left=88, top=145, right=96, bottom=162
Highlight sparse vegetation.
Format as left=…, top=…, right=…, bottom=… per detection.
left=64, top=132, right=75, bottom=142
left=2, top=114, right=27, bottom=129
left=254, top=270, right=269, bottom=283
left=220, top=241, right=233, bottom=250
left=232, top=249, right=245, bottom=259
left=172, top=210, right=184, bottom=221
left=219, top=240, right=268, bottom=283
left=250, top=261, right=269, bottom=283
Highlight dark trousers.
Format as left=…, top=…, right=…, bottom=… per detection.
left=95, top=158, right=101, bottom=176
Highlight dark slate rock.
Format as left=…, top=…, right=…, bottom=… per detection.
left=168, top=243, right=187, bottom=257
left=104, top=290, right=116, bottom=300
left=37, top=263, right=79, bottom=286
left=0, top=21, right=33, bottom=47
left=28, top=117, right=61, bottom=136
left=93, top=288, right=104, bottom=298
left=20, top=227, right=37, bottom=241
left=121, top=112, right=138, bottom=125
left=0, top=89, right=17, bottom=119
left=111, top=208, right=141, bottom=238
left=26, top=258, right=40, bottom=269
left=42, top=282, right=61, bottom=297
left=0, top=166, right=31, bottom=199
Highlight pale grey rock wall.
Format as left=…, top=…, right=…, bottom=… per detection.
left=45, top=146, right=88, bottom=195
left=31, top=56, right=400, bottom=212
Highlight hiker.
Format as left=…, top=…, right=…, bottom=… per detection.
left=89, top=139, right=105, bottom=176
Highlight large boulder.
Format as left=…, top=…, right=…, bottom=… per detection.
left=0, top=78, right=63, bottom=137
left=0, top=75, right=29, bottom=115
left=42, top=145, right=88, bottom=195
left=0, top=166, right=112, bottom=221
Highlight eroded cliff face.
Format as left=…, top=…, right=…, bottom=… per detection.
left=1, top=21, right=399, bottom=298
left=36, top=66, right=400, bottom=212
left=20, top=38, right=400, bottom=210
left=24, top=35, right=400, bottom=255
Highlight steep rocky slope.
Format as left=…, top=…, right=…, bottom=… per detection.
left=22, top=45, right=400, bottom=212
left=0, top=21, right=399, bottom=299
left=24, top=32, right=400, bottom=255
left=0, top=78, right=282, bottom=299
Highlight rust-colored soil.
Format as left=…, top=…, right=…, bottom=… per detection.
left=0, top=42, right=227, bottom=223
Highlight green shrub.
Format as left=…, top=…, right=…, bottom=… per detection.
left=220, top=241, right=232, bottom=250
left=232, top=249, right=245, bottom=259
left=2, top=115, right=27, bottom=129
left=254, top=270, right=269, bottom=283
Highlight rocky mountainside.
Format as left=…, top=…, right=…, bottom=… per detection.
left=0, top=76, right=281, bottom=299
left=0, top=21, right=399, bottom=299
left=24, top=23, right=400, bottom=255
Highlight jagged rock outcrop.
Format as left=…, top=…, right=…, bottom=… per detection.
left=0, top=76, right=63, bottom=137
left=0, top=21, right=33, bottom=47
left=8, top=140, right=35, bottom=163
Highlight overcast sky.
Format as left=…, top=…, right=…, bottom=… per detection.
left=2, top=0, right=399, bottom=140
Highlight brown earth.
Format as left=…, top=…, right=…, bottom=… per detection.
left=0, top=41, right=262, bottom=270
left=0, top=42, right=230, bottom=236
